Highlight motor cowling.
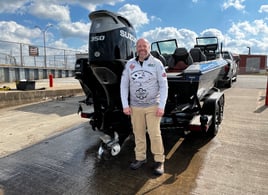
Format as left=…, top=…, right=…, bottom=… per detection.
left=89, top=10, right=136, bottom=63
left=88, top=10, right=137, bottom=110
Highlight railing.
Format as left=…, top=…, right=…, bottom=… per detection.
left=0, top=40, right=84, bottom=82
left=0, top=40, right=82, bottom=69
left=0, top=53, right=17, bottom=65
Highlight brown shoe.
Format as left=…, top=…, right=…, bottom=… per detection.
left=130, top=159, right=147, bottom=170
left=153, top=162, right=164, bottom=175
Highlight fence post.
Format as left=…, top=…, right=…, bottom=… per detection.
left=20, top=43, right=23, bottom=66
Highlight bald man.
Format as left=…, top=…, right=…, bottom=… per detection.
left=120, top=38, right=168, bottom=175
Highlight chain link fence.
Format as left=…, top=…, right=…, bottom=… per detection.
left=0, top=40, right=82, bottom=69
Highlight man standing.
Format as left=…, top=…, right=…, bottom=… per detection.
left=120, top=38, right=168, bottom=175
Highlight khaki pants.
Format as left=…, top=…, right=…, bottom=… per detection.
left=131, top=105, right=165, bottom=163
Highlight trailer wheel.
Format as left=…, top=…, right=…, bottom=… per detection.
left=226, top=76, right=232, bottom=88
left=97, top=142, right=112, bottom=160
left=102, top=149, right=112, bottom=160
left=208, top=96, right=224, bottom=136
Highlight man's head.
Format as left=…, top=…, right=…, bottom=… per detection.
left=136, top=38, right=150, bottom=61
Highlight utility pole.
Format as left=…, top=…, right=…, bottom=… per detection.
left=35, top=24, right=53, bottom=68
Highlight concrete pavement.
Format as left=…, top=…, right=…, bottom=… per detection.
left=0, top=77, right=86, bottom=158
left=0, top=75, right=267, bottom=195
left=0, top=77, right=83, bottom=109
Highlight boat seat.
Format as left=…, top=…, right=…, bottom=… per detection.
left=150, top=50, right=167, bottom=66
left=189, top=48, right=207, bottom=62
left=167, top=47, right=193, bottom=72
left=205, top=52, right=217, bottom=60
left=195, top=44, right=217, bottom=60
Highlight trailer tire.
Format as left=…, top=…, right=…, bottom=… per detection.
left=207, top=95, right=224, bottom=136
left=208, top=102, right=219, bottom=136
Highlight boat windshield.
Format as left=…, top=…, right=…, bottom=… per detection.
left=151, top=39, right=178, bottom=55
left=196, top=37, right=218, bottom=46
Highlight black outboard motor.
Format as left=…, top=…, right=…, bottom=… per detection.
left=77, top=10, right=136, bottom=159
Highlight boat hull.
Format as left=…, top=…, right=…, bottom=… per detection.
left=162, top=59, right=227, bottom=130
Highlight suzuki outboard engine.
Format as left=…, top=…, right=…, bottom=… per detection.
left=77, top=10, right=136, bottom=159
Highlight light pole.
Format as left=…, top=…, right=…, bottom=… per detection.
left=35, top=24, right=53, bottom=68
left=247, top=46, right=251, bottom=55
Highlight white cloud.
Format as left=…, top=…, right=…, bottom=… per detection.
left=29, top=2, right=71, bottom=22
left=75, top=0, right=124, bottom=11
left=0, top=0, right=28, bottom=13
left=141, top=27, right=198, bottom=49
left=253, top=19, right=268, bottom=34
left=229, top=20, right=268, bottom=38
left=58, top=21, right=90, bottom=39
left=221, top=37, right=251, bottom=53
left=259, top=5, right=268, bottom=13
left=222, top=0, right=245, bottom=10
left=150, top=16, right=161, bottom=22
left=0, top=21, right=35, bottom=43
left=177, top=29, right=199, bottom=48
left=227, top=19, right=268, bottom=53
left=142, top=27, right=183, bottom=42
left=0, top=0, right=125, bottom=13
left=228, top=23, right=246, bottom=39
left=51, top=39, right=69, bottom=49
left=200, top=29, right=224, bottom=43
left=118, top=4, right=149, bottom=31
left=0, top=1, right=71, bottom=22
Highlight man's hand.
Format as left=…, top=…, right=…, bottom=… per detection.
left=123, top=107, right=132, bottom=115
left=156, top=108, right=164, bottom=117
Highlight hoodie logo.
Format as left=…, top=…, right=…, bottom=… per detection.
left=135, top=88, right=148, bottom=100
left=130, top=63, right=135, bottom=71
left=148, top=63, right=155, bottom=67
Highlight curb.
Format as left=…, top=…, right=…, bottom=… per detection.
left=0, top=88, right=83, bottom=109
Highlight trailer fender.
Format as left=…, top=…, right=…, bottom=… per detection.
left=202, top=91, right=224, bottom=113
left=201, top=91, right=225, bottom=136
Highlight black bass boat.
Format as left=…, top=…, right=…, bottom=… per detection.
left=75, top=10, right=226, bottom=159
left=151, top=37, right=226, bottom=133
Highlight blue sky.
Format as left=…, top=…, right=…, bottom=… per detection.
left=0, top=0, right=268, bottom=55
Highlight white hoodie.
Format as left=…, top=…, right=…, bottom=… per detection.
left=120, top=55, right=168, bottom=109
